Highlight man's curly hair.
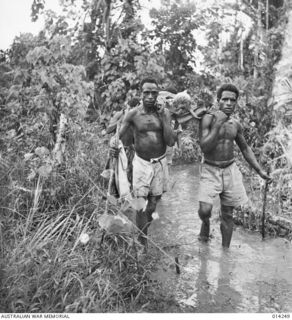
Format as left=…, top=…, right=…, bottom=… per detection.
left=216, top=84, right=239, bottom=101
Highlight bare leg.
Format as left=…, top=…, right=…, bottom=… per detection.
left=220, top=205, right=234, bottom=248
left=136, top=201, right=148, bottom=247
left=198, top=201, right=212, bottom=241
left=136, top=195, right=159, bottom=249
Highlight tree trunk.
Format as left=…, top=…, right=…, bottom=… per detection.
left=104, top=0, right=112, bottom=51
left=266, top=0, right=269, bottom=30
left=52, top=113, right=67, bottom=166
left=270, top=3, right=292, bottom=123
left=239, top=32, right=244, bottom=71
left=253, top=1, right=263, bottom=79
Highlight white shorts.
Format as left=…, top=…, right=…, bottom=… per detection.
left=132, top=153, right=169, bottom=197
left=198, top=162, right=248, bottom=207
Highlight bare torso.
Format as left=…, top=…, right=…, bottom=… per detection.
left=202, top=114, right=239, bottom=165
left=123, top=106, right=167, bottom=161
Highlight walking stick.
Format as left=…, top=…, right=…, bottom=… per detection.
left=261, top=168, right=270, bottom=240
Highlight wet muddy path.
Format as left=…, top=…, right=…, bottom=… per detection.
left=146, top=164, right=292, bottom=313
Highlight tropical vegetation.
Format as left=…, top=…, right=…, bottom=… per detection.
left=0, top=0, right=291, bottom=312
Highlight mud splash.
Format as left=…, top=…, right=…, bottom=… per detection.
left=147, top=164, right=292, bottom=312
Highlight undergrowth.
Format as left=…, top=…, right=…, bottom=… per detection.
left=0, top=205, right=154, bottom=312
left=0, top=124, right=157, bottom=313
left=1, top=115, right=291, bottom=313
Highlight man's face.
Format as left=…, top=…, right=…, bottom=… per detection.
left=142, top=82, right=159, bottom=109
left=218, top=91, right=237, bottom=116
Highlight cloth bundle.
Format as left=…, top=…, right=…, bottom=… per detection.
left=158, top=90, right=207, bottom=124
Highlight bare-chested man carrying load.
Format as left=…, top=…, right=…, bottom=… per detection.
left=198, top=83, right=272, bottom=248
left=114, top=77, right=176, bottom=248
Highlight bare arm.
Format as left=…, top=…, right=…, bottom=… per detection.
left=235, top=122, right=271, bottom=180
left=158, top=108, right=176, bottom=147
left=200, top=112, right=226, bottom=153
left=118, top=109, right=134, bottom=140
left=175, top=124, right=183, bottom=149
left=106, top=110, right=124, bottom=134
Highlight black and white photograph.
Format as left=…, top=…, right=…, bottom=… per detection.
left=0, top=0, right=291, bottom=316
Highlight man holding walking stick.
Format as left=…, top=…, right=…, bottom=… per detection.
left=197, top=83, right=272, bottom=248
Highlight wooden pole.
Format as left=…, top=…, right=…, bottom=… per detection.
left=175, top=257, right=180, bottom=274
left=261, top=168, right=270, bottom=239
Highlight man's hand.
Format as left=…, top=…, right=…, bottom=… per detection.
left=214, top=110, right=228, bottom=124
left=156, top=104, right=165, bottom=114
left=157, top=105, right=171, bottom=122
left=156, top=98, right=166, bottom=116
left=258, top=169, right=273, bottom=184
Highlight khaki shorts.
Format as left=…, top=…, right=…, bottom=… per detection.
left=132, top=153, right=169, bottom=197
left=198, top=162, right=248, bottom=207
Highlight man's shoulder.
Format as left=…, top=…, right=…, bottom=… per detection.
left=202, top=112, right=214, bottom=119
left=110, top=110, right=124, bottom=121
left=123, top=105, right=144, bottom=124
left=126, top=105, right=141, bottom=117
left=230, top=116, right=241, bottom=127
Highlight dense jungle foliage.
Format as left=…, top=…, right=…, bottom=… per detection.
left=0, top=0, right=291, bottom=313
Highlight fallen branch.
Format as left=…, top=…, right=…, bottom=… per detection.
left=267, top=215, right=292, bottom=231
left=233, top=206, right=292, bottom=239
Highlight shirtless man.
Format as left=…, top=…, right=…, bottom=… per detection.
left=115, top=77, right=176, bottom=248
left=198, top=83, right=272, bottom=248
left=106, top=97, right=140, bottom=185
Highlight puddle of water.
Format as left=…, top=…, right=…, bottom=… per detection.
left=148, top=164, right=292, bottom=312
